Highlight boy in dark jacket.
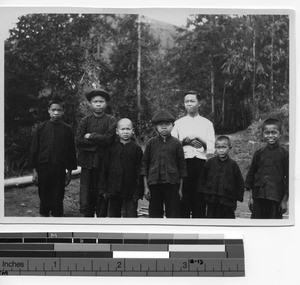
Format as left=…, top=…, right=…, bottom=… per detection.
left=245, top=118, right=289, bottom=219
left=198, top=136, right=244, bottom=218
left=141, top=109, right=187, bottom=218
left=75, top=89, right=117, bottom=217
left=98, top=118, right=143, bottom=217
left=29, top=98, right=77, bottom=217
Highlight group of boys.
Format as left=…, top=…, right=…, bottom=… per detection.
left=29, top=89, right=289, bottom=219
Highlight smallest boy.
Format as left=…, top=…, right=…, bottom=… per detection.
left=141, top=109, right=187, bottom=218
left=245, top=118, right=289, bottom=219
left=198, top=136, right=244, bottom=218
left=98, top=118, right=143, bottom=217
left=29, top=98, right=77, bottom=217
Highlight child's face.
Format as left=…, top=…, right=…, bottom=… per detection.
left=215, top=140, right=231, bottom=160
left=90, top=95, right=107, bottom=115
left=48, top=103, right=64, bottom=122
left=263, top=124, right=281, bottom=146
left=184, top=94, right=200, bottom=115
left=116, top=119, right=134, bottom=142
left=156, top=121, right=173, bottom=137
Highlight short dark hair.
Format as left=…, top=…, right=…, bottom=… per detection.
left=184, top=90, right=201, bottom=102
left=215, top=135, right=232, bottom=147
left=48, top=97, right=65, bottom=109
left=261, top=118, right=282, bottom=132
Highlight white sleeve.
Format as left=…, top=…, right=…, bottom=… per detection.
left=206, top=121, right=215, bottom=155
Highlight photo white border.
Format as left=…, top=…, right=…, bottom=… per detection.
left=0, top=5, right=296, bottom=227
left=0, top=1, right=299, bottom=285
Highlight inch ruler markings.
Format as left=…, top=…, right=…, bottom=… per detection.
left=0, top=232, right=245, bottom=276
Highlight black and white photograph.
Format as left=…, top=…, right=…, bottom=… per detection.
left=1, top=7, right=295, bottom=226
left=0, top=1, right=299, bottom=285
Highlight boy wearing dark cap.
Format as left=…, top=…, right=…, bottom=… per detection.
left=29, top=98, right=77, bottom=217
left=141, top=109, right=187, bottom=218
left=75, top=89, right=117, bottom=217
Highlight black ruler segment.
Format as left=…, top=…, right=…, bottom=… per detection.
left=56, top=251, right=113, bottom=258
left=149, top=239, right=174, bottom=244
left=73, top=238, right=97, bottom=244
left=0, top=238, right=23, bottom=243
left=0, top=244, right=54, bottom=250
left=225, top=239, right=244, bottom=244
left=47, top=238, right=73, bottom=243
left=124, top=239, right=148, bottom=244
left=98, top=239, right=123, bottom=244
left=0, top=232, right=245, bottom=277
left=24, top=238, right=47, bottom=243
left=111, top=244, right=168, bottom=251
left=0, top=251, right=56, bottom=257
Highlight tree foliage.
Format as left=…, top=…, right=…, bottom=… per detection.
left=5, top=14, right=95, bottom=176
left=4, top=13, right=289, bottom=177
left=4, top=13, right=160, bottom=176
left=165, top=14, right=289, bottom=132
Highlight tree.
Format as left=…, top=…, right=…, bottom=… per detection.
left=4, top=12, right=289, bottom=176
left=5, top=13, right=97, bottom=176
left=5, top=14, right=98, bottom=128
left=167, top=14, right=289, bottom=133
left=251, top=15, right=289, bottom=110
left=168, top=14, right=249, bottom=130
left=108, top=14, right=161, bottom=139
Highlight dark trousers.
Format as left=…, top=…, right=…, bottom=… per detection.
left=181, top=158, right=206, bottom=218
left=251, top=198, right=282, bottom=219
left=149, top=184, right=180, bottom=218
left=107, top=196, right=137, bottom=218
left=206, top=202, right=235, bottom=219
left=79, top=168, right=107, bottom=217
left=37, top=166, right=66, bottom=217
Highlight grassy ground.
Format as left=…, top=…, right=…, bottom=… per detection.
left=4, top=120, right=289, bottom=219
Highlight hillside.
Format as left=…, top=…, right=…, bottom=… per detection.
left=146, top=17, right=182, bottom=54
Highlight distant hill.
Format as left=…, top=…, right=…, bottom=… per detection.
left=145, top=17, right=184, bottom=54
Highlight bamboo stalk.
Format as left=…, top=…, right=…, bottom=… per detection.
left=4, top=167, right=82, bottom=189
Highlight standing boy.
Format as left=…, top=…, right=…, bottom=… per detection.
left=98, top=118, right=143, bottom=217
left=245, top=118, right=289, bottom=219
left=172, top=91, right=215, bottom=218
left=198, top=136, right=244, bottom=218
left=29, top=98, right=77, bottom=217
left=141, top=109, right=187, bottom=218
left=75, top=89, right=117, bottom=217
